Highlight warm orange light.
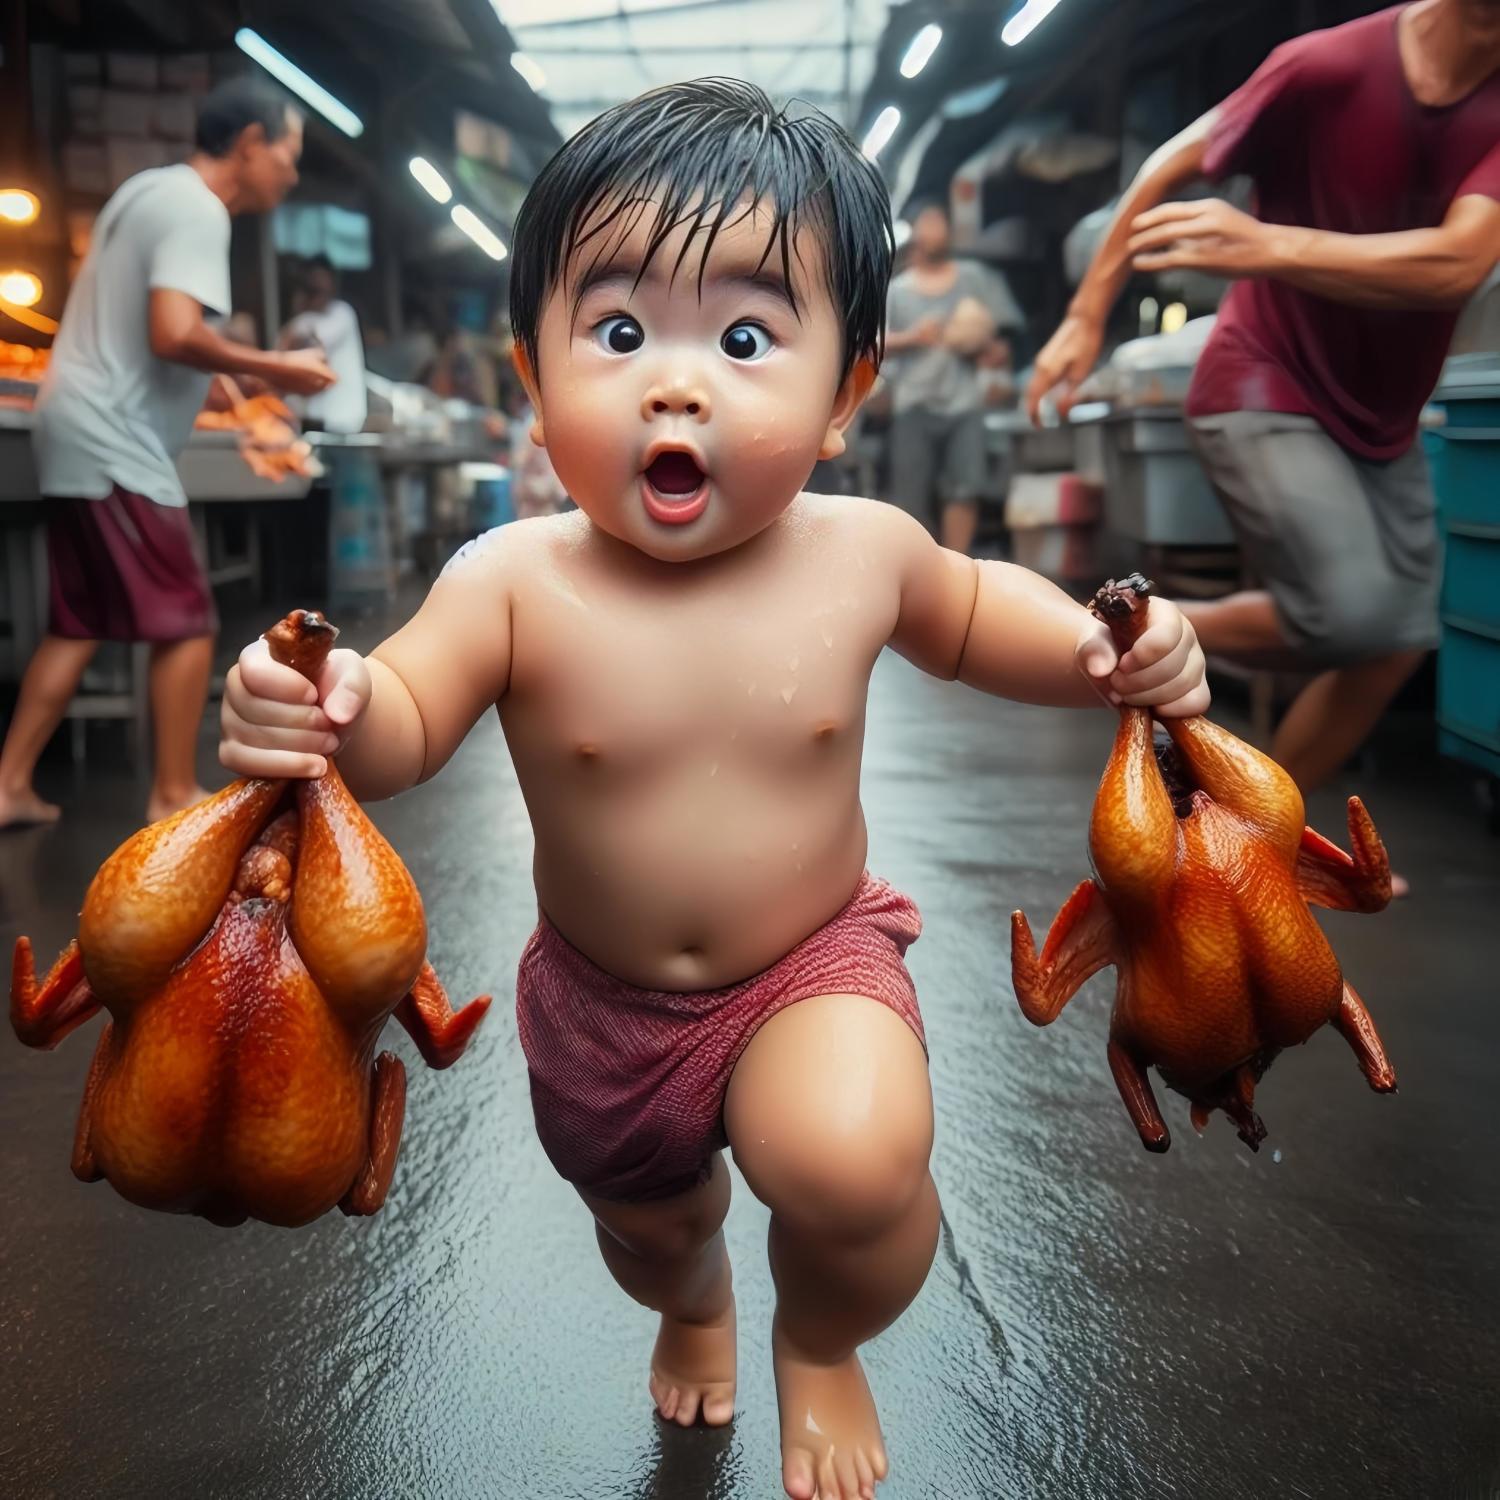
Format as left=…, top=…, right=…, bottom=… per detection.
left=0, top=190, right=40, bottom=226
left=0, top=271, right=43, bottom=308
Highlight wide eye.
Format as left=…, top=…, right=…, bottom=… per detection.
left=721, top=323, right=773, bottom=361
left=595, top=316, right=644, bottom=354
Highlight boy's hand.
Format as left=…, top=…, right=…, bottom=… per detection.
left=1074, top=598, right=1209, bottom=718
left=220, top=640, right=373, bottom=779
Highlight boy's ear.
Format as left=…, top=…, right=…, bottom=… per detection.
left=511, top=344, right=546, bottom=447
left=818, top=357, right=878, bottom=461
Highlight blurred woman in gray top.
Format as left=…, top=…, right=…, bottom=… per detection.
left=883, top=200, right=1022, bottom=553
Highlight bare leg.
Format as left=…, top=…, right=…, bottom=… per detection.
left=1180, top=592, right=1290, bottom=656
left=0, top=635, right=99, bottom=828
left=728, top=994, right=938, bottom=1500
left=146, top=635, right=214, bottom=823
left=1270, top=649, right=1427, bottom=793
left=583, top=1153, right=736, bottom=1428
left=939, top=500, right=978, bottom=556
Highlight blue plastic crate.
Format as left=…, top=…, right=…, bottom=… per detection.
left=1436, top=623, right=1500, bottom=770
left=1426, top=426, right=1500, bottom=529
left=1441, top=530, right=1500, bottom=635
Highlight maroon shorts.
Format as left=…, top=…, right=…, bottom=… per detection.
left=515, top=872, right=925, bottom=1204
left=47, top=486, right=218, bottom=642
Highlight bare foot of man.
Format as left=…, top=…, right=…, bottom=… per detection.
left=650, top=1299, right=737, bottom=1427
left=145, top=785, right=210, bottom=825
left=0, top=787, right=62, bottom=831
left=774, top=1320, right=888, bottom=1500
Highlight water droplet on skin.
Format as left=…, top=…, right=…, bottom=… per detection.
left=781, top=684, right=798, bottom=704
left=789, top=653, right=799, bottom=672
left=820, top=625, right=834, bottom=649
left=709, top=762, right=718, bottom=777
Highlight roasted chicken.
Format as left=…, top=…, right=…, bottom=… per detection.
left=1011, top=576, right=1396, bottom=1152
left=10, top=610, right=490, bottom=1226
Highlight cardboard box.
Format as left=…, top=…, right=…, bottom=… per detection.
left=152, top=94, right=197, bottom=142
left=162, top=53, right=212, bottom=94
left=101, top=89, right=153, bottom=137
left=66, top=83, right=104, bottom=136
left=61, top=142, right=109, bottom=196
left=63, top=51, right=103, bottom=81
left=106, top=139, right=174, bottom=193
left=107, top=52, right=160, bottom=91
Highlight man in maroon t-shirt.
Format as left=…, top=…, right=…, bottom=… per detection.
left=1029, top=0, right=1500, bottom=815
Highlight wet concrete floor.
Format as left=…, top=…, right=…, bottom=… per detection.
left=3, top=611, right=1499, bottom=1499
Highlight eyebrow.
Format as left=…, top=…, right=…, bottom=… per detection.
left=574, top=254, right=799, bottom=315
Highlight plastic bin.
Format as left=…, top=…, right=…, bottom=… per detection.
left=1424, top=426, right=1500, bottom=528
left=1435, top=624, right=1500, bottom=775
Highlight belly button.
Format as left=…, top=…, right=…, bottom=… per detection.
left=813, top=722, right=838, bottom=741
left=576, top=743, right=600, bottom=761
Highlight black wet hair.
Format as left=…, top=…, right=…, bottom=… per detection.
left=510, top=78, right=893, bottom=382
left=196, top=77, right=299, bottom=158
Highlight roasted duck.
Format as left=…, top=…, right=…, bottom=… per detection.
left=10, top=610, right=490, bottom=1226
left=1011, top=576, right=1396, bottom=1152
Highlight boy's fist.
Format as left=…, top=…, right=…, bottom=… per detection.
left=1075, top=598, right=1209, bottom=719
left=220, top=638, right=372, bottom=779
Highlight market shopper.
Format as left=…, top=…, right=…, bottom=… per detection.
left=884, top=200, right=1021, bottom=554
left=279, top=254, right=368, bottom=434
left=0, top=78, right=335, bottom=831
left=1027, top=0, right=1500, bottom=807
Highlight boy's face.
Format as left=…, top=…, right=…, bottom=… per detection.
left=517, top=196, right=872, bottom=564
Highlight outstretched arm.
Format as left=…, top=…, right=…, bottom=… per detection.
left=880, top=509, right=1208, bottom=715
left=1129, top=192, right=1500, bottom=310
left=222, top=539, right=514, bottom=802
left=1026, top=113, right=1215, bottom=421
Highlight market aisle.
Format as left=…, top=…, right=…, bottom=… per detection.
left=3, top=640, right=1498, bottom=1500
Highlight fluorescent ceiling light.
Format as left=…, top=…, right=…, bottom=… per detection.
left=451, top=205, right=508, bottom=261
left=409, top=157, right=453, bottom=204
left=494, top=0, right=685, bottom=25
left=235, top=28, right=364, bottom=138
left=862, top=106, right=901, bottom=161
left=899, top=24, right=942, bottom=78
left=511, top=53, right=547, bottom=92
left=1002, top=0, right=1066, bottom=46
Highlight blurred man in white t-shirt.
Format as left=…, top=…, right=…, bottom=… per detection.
left=0, top=77, right=335, bottom=830
left=280, top=254, right=368, bottom=433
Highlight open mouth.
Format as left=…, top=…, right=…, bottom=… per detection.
left=641, top=449, right=710, bottom=525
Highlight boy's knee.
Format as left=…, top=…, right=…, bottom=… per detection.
left=742, top=1116, right=932, bottom=1242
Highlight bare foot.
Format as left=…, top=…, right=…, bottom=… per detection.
left=649, top=1300, right=737, bottom=1427
left=145, top=785, right=210, bottom=825
left=0, top=787, right=62, bottom=831
left=774, top=1321, right=888, bottom=1500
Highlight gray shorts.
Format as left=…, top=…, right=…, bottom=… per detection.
left=1188, top=411, right=1440, bottom=666
left=888, top=408, right=987, bottom=527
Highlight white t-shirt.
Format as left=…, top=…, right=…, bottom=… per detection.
left=281, top=298, right=367, bottom=433
left=33, top=164, right=231, bottom=507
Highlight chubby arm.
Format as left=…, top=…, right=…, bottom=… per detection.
left=222, top=542, right=513, bottom=801
left=881, top=508, right=1208, bottom=715
left=1026, top=113, right=1214, bottom=421
left=1130, top=192, right=1500, bottom=310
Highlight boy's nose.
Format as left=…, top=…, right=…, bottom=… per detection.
left=641, top=378, right=711, bottom=422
